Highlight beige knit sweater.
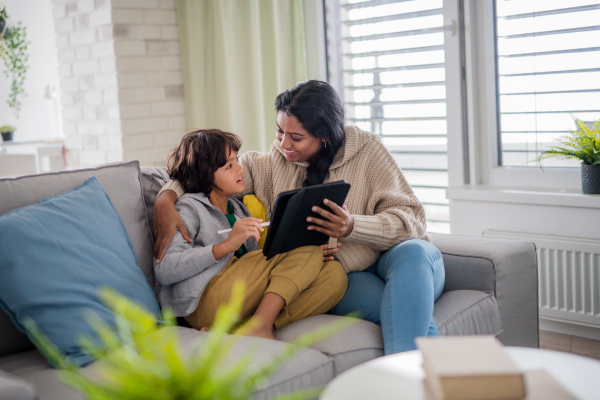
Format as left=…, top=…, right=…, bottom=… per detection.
left=161, top=126, right=429, bottom=273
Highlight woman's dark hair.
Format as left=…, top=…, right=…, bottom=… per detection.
left=167, top=129, right=242, bottom=196
left=275, top=80, right=345, bottom=187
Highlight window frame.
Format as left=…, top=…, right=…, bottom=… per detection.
left=464, top=0, right=582, bottom=190
left=322, top=0, right=469, bottom=234
left=322, top=0, right=585, bottom=191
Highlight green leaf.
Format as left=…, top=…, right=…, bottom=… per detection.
left=529, top=118, right=600, bottom=167
left=0, top=17, right=29, bottom=117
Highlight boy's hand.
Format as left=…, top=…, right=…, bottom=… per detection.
left=322, top=241, right=342, bottom=262
left=224, top=217, right=264, bottom=252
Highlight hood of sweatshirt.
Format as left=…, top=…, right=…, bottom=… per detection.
left=272, top=125, right=378, bottom=171
left=181, top=191, right=248, bottom=217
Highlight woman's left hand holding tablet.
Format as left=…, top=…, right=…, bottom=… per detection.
left=307, top=199, right=354, bottom=238
left=321, top=241, right=342, bottom=261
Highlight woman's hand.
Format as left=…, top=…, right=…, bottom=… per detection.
left=307, top=199, right=354, bottom=238
left=154, top=190, right=192, bottom=263
left=321, top=241, right=342, bottom=262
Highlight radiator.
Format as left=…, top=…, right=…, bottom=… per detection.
left=482, top=230, right=600, bottom=329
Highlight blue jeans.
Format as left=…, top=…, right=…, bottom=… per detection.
left=330, top=239, right=445, bottom=354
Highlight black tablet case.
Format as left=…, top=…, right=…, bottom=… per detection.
left=262, top=180, right=351, bottom=260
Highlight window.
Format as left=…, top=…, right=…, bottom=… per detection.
left=326, top=0, right=463, bottom=234
left=495, top=0, right=600, bottom=168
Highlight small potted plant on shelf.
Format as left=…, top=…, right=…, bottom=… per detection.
left=531, top=118, right=600, bottom=194
left=0, top=125, right=15, bottom=142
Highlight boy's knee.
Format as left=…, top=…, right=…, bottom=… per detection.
left=324, top=261, right=348, bottom=297
left=293, top=245, right=325, bottom=263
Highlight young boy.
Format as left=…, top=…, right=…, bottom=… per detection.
left=154, top=129, right=348, bottom=339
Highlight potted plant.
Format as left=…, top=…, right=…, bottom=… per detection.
left=0, top=6, right=29, bottom=118
left=532, top=118, right=600, bottom=194
left=0, top=125, right=15, bottom=142
left=0, top=8, right=6, bottom=37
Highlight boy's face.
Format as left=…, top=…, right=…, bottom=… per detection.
left=212, top=148, right=245, bottom=196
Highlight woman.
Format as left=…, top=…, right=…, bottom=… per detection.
left=154, top=80, right=445, bottom=354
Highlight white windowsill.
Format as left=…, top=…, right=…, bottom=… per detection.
left=447, top=185, right=600, bottom=209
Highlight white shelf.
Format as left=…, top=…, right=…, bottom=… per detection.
left=0, top=141, right=65, bottom=177
left=447, top=185, right=600, bottom=209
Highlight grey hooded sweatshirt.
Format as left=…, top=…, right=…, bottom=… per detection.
left=154, top=192, right=260, bottom=316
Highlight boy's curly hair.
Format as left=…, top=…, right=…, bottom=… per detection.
left=167, top=129, right=242, bottom=196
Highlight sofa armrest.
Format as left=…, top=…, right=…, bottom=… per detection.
left=430, top=233, right=539, bottom=348
left=0, top=370, right=37, bottom=400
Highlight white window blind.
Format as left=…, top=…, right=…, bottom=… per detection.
left=330, top=0, right=450, bottom=234
left=496, top=0, right=600, bottom=167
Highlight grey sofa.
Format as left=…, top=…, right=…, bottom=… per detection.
left=0, top=161, right=539, bottom=400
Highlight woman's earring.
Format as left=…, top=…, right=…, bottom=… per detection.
left=324, top=141, right=327, bottom=148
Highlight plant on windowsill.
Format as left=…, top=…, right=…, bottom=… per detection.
left=25, top=282, right=354, bottom=400
left=0, top=6, right=29, bottom=118
left=0, top=125, right=16, bottom=142
left=531, top=118, right=600, bottom=194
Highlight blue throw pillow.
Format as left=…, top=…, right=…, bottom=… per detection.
left=0, top=176, right=161, bottom=367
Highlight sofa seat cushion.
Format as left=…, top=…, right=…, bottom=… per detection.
left=0, top=351, right=86, bottom=400
left=433, top=290, right=503, bottom=336
left=0, top=177, right=161, bottom=367
left=274, top=315, right=383, bottom=376
left=0, top=369, right=37, bottom=400
left=0, top=326, right=335, bottom=400
left=175, top=327, right=334, bottom=400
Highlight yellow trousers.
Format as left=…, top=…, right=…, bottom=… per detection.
left=185, top=246, right=348, bottom=330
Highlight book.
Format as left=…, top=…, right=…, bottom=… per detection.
left=416, top=336, right=526, bottom=400
left=262, top=180, right=351, bottom=260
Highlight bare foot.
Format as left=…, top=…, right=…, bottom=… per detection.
left=234, top=318, right=276, bottom=339
left=245, top=326, right=276, bottom=340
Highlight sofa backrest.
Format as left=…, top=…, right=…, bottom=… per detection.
left=139, top=166, right=170, bottom=241
left=0, top=161, right=155, bottom=358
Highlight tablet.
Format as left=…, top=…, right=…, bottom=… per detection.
left=262, top=180, right=351, bottom=260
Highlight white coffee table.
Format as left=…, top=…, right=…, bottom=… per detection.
left=320, top=347, right=600, bottom=400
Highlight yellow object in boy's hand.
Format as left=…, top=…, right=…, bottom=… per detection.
left=243, top=195, right=268, bottom=248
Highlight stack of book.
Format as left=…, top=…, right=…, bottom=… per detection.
left=416, top=336, right=576, bottom=400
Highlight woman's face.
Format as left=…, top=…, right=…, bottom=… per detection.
left=276, top=111, right=325, bottom=163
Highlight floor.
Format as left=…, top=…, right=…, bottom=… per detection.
left=540, top=330, right=600, bottom=361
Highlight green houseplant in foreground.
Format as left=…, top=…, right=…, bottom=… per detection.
left=25, top=281, right=354, bottom=400
left=531, top=118, right=600, bottom=194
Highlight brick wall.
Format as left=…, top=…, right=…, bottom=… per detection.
left=52, top=0, right=186, bottom=169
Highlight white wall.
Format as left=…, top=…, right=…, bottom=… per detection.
left=0, top=0, right=61, bottom=142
